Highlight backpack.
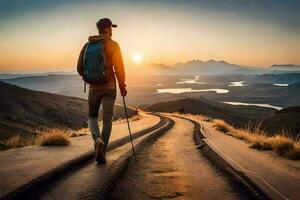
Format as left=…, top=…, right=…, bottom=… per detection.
left=83, top=41, right=109, bottom=86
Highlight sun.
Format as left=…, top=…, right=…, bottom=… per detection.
left=132, top=52, right=143, bottom=64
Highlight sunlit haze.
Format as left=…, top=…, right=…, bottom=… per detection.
left=0, top=0, right=299, bottom=72
left=132, top=53, right=143, bottom=64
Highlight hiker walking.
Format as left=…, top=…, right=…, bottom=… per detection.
left=77, top=18, right=127, bottom=164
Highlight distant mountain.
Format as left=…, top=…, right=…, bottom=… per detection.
left=0, top=81, right=136, bottom=140
left=174, top=59, right=248, bottom=74
left=261, top=107, right=300, bottom=139
left=145, top=97, right=275, bottom=127
left=0, top=71, right=76, bottom=80
left=269, top=64, right=300, bottom=73
left=147, top=59, right=269, bottom=75
left=143, top=63, right=180, bottom=75
left=147, top=63, right=172, bottom=70
left=270, top=64, right=300, bottom=68
left=145, top=60, right=300, bottom=75
left=2, top=62, right=299, bottom=80
left=2, top=74, right=84, bottom=98
left=0, top=74, right=34, bottom=80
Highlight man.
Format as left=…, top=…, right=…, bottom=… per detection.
left=77, top=18, right=127, bottom=164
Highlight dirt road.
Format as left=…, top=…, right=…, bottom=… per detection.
left=111, top=116, right=240, bottom=200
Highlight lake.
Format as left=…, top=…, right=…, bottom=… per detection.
left=223, top=101, right=282, bottom=110
left=176, top=76, right=206, bottom=84
left=273, top=83, right=289, bottom=87
left=157, top=88, right=229, bottom=94
left=229, top=81, right=244, bottom=87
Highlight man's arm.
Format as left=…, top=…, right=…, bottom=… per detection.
left=113, top=43, right=126, bottom=93
left=77, top=43, right=87, bottom=77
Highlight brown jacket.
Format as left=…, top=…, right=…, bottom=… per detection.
left=77, top=34, right=126, bottom=90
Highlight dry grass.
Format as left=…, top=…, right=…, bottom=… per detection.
left=169, top=112, right=300, bottom=160
left=114, top=114, right=141, bottom=124
left=267, top=136, right=295, bottom=155
left=249, top=134, right=273, bottom=150
left=170, top=112, right=213, bottom=122
left=0, top=135, right=36, bottom=150
left=211, top=119, right=300, bottom=159
left=232, top=129, right=253, bottom=141
left=38, top=128, right=70, bottom=146
left=213, top=119, right=233, bottom=133
left=286, top=147, right=300, bottom=160
left=69, top=131, right=88, bottom=137
left=0, top=128, right=73, bottom=150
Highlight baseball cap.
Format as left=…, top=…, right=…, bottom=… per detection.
left=96, top=18, right=117, bottom=30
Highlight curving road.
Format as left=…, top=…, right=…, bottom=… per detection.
left=3, top=112, right=287, bottom=200
left=111, top=116, right=240, bottom=200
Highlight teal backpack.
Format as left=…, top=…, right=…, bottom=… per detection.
left=83, top=41, right=109, bottom=90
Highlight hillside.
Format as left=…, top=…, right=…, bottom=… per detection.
left=145, top=97, right=275, bottom=127
left=270, top=64, right=300, bottom=71
left=3, top=72, right=300, bottom=109
left=146, top=97, right=300, bottom=138
left=0, top=81, right=136, bottom=140
left=244, top=73, right=300, bottom=84
left=261, top=107, right=300, bottom=139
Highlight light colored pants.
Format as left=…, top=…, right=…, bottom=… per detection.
left=88, top=88, right=116, bottom=151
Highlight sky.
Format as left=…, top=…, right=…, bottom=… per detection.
left=0, top=0, right=299, bottom=72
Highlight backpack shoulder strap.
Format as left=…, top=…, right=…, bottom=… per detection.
left=82, top=42, right=89, bottom=93
left=99, top=39, right=108, bottom=67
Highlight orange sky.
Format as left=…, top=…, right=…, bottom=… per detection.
left=0, top=1, right=299, bottom=72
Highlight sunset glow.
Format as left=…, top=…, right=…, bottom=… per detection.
left=132, top=53, right=143, bottom=64
left=0, top=1, right=299, bottom=72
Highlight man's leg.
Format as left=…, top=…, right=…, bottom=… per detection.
left=101, top=89, right=116, bottom=151
left=88, top=89, right=101, bottom=142
left=88, top=89, right=107, bottom=163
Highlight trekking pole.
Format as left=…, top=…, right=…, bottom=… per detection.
left=122, top=96, right=137, bottom=161
left=84, top=82, right=86, bottom=93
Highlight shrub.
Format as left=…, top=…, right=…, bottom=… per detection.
left=213, top=119, right=233, bottom=133
left=286, top=147, right=300, bottom=160
left=0, top=141, right=9, bottom=150
left=248, top=134, right=271, bottom=150
left=250, top=140, right=273, bottom=150
left=250, top=142, right=272, bottom=150
left=69, top=131, right=87, bottom=137
left=0, top=135, right=36, bottom=150
left=232, top=129, right=252, bottom=141
left=69, top=132, right=77, bottom=137
left=268, top=136, right=295, bottom=155
left=38, top=128, right=70, bottom=146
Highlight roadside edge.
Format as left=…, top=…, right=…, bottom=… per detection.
left=174, top=115, right=272, bottom=200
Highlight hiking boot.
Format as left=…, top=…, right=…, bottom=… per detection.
left=95, top=139, right=106, bottom=164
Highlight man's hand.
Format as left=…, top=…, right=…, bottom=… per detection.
left=120, top=87, right=127, bottom=96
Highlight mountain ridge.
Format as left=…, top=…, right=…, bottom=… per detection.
left=150, top=59, right=299, bottom=69
left=0, top=81, right=136, bottom=140
left=1, top=60, right=300, bottom=79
